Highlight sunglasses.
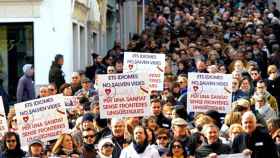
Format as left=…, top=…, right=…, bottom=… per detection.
left=6, top=139, right=16, bottom=143
left=103, top=143, right=114, bottom=148
left=157, top=136, right=168, bottom=140
left=83, top=135, right=95, bottom=139
left=173, top=144, right=182, bottom=149
left=48, top=89, right=55, bottom=91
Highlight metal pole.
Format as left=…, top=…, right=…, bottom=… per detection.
left=142, top=0, right=145, bottom=31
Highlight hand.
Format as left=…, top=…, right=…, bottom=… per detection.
left=242, top=149, right=252, bottom=156
left=208, top=153, right=218, bottom=158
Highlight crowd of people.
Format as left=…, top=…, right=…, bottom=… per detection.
left=1, top=0, right=280, bottom=157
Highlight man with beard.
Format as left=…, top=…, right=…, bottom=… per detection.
left=120, top=126, right=160, bottom=158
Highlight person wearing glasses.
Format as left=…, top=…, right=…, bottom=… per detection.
left=0, top=132, right=26, bottom=158
left=97, top=138, right=115, bottom=158
left=164, top=139, right=189, bottom=158
left=155, top=128, right=170, bottom=156
left=81, top=128, right=97, bottom=158
left=120, top=126, right=160, bottom=158
left=48, top=83, right=57, bottom=96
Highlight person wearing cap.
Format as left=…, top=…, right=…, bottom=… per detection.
left=120, top=126, right=160, bottom=158
left=75, top=77, right=97, bottom=98
left=171, top=117, right=191, bottom=154
left=48, top=54, right=65, bottom=90
left=16, top=64, right=35, bottom=102
left=195, top=124, right=230, bottom=158
left=97, top=138, right=115, bottom=158
left=73, top=113, right=95, bottom=147
left=27, top=140, right=46, bottom=158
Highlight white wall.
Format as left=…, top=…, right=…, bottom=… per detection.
left=35, top=0, right=73, bottom=85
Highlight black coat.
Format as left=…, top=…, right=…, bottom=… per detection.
left=195, top=139, right=231, bottom=158
left=0, top=149, right=26, bottom=158
left=48, top=62, right=65, bottom=89
left=232, top=127, right=278, bottom=158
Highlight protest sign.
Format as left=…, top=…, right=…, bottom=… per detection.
left=187, top=72, right=232, bottom=113
left=97, top=73, right=151, bottom=118
left=219, top=153, right=250, bottom=158
left=123, top=52, right=165, bottom=91
left=0, top=96, right=8, bottom=139
left=14, top=95, right=69, bottom=147
left=64, top=96, right=79, bottom=110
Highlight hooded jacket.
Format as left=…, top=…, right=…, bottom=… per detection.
left=48, top=62, right=65, bottom=89
left=16, top=65, right=35, bottom=102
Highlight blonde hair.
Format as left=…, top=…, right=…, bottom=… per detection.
left=194, top=114, right=214, bottom=130
left=229, top=123, right=244, bottom=134
left=267, top=65, right=278, bottom=75
left=224, top=112, right=242, bottom=126
left=51, top=133, right=78, bottom=154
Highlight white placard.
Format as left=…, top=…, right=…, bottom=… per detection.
left=64, top=96, right=79, bottom=110
left=187, top=73, right=232, bottom=113
left=219, top=153, right=250, bottom=158
left=97, top=73, right=151, bottom=118
left=0, top=96, right=8, bottom=139
left=123, top=52, right=165, bottom=91
left=14, top=95, right=69, bottom=147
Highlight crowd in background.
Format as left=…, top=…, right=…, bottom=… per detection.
left=1, top=0, right=280, bottom=157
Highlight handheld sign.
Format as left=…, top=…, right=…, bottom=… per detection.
left=123, top=52, right=165, bottom=91
left=64, top=96, right=79, bottom=111
left=218, top=153, right=250, bottom=158
left=14, top=95, right=69, bottom=147
left=187, top=73, right=232, bottom=113
left=97, top=73, right=151, bottom=118
left=0, top=96, right=8, bottom=139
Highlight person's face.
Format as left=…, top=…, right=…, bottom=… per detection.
left=82, top=82, right=91, bottom=90
left=6, top=136, right=17, bottom=150
left=229, top=128, right=242, bottom=141
left=177, top=77, right=187, bottom=89
left=269, top=70, right=278, bottom=80
left=96, top=56, right=103, bottom=63
left=156, top=134, right=169, bottom=147
left=255, top=98, right=265, bottom=107
left=205, top=127, right=219, bottom=144
left=82, top=130, right=96, bottom=145
left=219, top=66, right=227, bottom=74
left=172, top=141, right=184, bottom=157
left=178, top=63, right=184, bottom=70
left=112, top=121, right=125, bottom=138
left=256, top=82, right=266, bottom=94
left=240, top=80, right=250, bottom=92
left=234, top=61, right=244, bottom=71
left=134, top=127, right=146, bottom=144
left=63, top=86, right=72, bottom=96
left=196, top=61, right=206, bottom=72
left=39, top=87, right=49, bottom=97
left=82, top=121, right=94, bottom=130
left=147, top=119, right=158, bottom=130
left=27, top=68, right=34, bottom=76
left=58, top=58, right=64, bottom=65
left=92, top=105, right=100, bottom=114
left=250, top=70, right=260, bottom=80
left=30, top=144, right=43, bottom=156
left=11, top=116, right=17, bottom=129
left=107, top=67, right=115, bottom=74
left=101, top=143, right=114, bottom=156
left=232, top=79, right=239, bottom=92
left=62, top=135, right=73, bottom=150
left=242, top=116, right=256, bottom=134
left=115, top=63, right=123, bottom=72
left=173, top=125, right=187, bottom=138
left=71, top=75, right=81, bottom=84
left=48, top=85, right=57, bottom=96
left=151, top=102, right=161, bottom=116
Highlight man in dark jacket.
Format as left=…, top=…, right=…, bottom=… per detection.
left=232, top=111, right=278, bottom=158
left=93, top=114, right=112, bottom=144
left=81, top=128, right=97, bottom=158
left=195, top=124, right=231, bottom=158
left=151, top=98, right=171, bottom=128
left=110, top=118, right=126, bottom=158
left=48, top=54, right=65, bottom=90
left=16, top=64, right=35, bottom=103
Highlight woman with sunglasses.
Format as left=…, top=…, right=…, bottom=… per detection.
left=164, top=139, right=189, bottom=158
left=0, top=132, right=26, bottom=158
left=97, top=138, right=115, bottom=158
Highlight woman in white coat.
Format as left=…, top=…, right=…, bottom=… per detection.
left=120, top=125, right=161, bottom=158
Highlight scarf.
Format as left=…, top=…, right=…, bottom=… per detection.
left=62, top=148, right=73, bottom=155
left=132, top=140, right=148, bottom=154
